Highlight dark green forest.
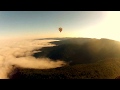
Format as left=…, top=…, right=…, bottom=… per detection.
left=9, top=38, right=120, bottom=79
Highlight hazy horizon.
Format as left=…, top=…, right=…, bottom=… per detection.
left=1, top=11, right=120, bottom=79
left=1, top=11, right=120, bottom=41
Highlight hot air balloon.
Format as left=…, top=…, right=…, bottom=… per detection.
left=59, top=27, right=62, bottom=32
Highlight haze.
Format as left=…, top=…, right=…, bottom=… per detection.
left=0, top=11, right=120, bottom=79
left=0, top=11, right=120, bottom=41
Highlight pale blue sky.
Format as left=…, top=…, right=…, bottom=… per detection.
left=0, top=11, right=120, bottom=41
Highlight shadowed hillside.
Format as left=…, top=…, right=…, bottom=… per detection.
left=9, top=58, right=120, bottom=79
left=33, top=38, right=120, bottom=65
left=9, top=38, right=120, bottom=79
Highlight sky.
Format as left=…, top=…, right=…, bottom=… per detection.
left=0, top=11, right=120, bottom=41
left=0, top=11, right=120, bottom=79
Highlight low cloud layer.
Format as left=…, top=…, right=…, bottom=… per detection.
left=0, top=39, right=66, bottom=79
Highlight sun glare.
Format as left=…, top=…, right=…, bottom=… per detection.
left=71, top=11, right=120, bottom=41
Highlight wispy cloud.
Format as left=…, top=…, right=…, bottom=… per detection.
left=0, top=39, right=66, bottom=79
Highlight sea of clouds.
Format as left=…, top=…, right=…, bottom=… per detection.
left=0, top=39, right=66, bottom=79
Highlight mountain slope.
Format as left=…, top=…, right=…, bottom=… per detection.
left=9, top=58, right=120, bottom=79
left=9, top=38, right=120, bottom=79
left=33, top=38, right=120, bottom=65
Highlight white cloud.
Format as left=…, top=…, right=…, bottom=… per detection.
left=0, top=39, right=66, bottom=79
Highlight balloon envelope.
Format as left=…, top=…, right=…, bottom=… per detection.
left=59, top=27, right=62, bottom=32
